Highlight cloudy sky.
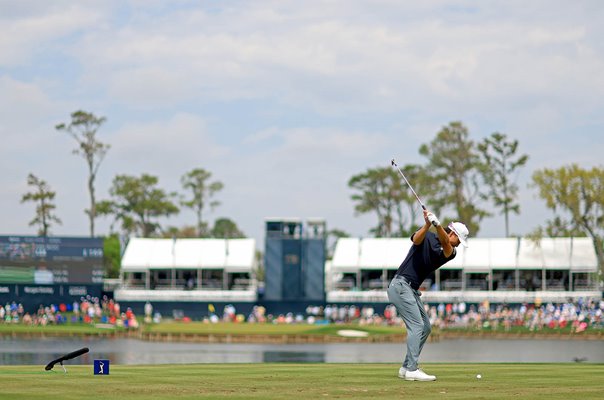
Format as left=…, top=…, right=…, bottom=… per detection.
left=1, top=0, right=603, bottom=248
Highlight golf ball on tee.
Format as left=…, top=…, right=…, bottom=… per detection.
left=476, top=374, right=482, bottom=379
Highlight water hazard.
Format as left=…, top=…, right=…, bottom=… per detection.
left=1, top=337, right=602, bottom=365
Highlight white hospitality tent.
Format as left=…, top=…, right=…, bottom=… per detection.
left=120, top=237, right=256, bottom=290
left=328, top=236, right=600, bottom=303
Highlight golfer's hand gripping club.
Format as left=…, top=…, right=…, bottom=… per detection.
left=427, top=212, right=440, bottom=227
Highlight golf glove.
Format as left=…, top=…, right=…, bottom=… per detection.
left=427, top=212, right=440, bottom=227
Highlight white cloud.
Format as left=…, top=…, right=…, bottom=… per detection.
left=210, top=126, right=393, bottom=240
left=0, top=76, right=58, bottom=140
left=53, top=2, right=602, bottom=121
left=110, top=113, right=229, bottom=177
left=0, top=3, right=107, bottom=67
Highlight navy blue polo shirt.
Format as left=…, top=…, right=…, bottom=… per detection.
left=395, top=231, right=456, bottom=290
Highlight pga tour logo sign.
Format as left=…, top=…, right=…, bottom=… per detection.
left=93, top=359, right=110, bottom=375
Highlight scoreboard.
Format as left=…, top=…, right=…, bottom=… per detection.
left=0, top=236, right=104, bottom=284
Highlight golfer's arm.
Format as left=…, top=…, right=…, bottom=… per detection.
left=411, top=223, right=431, bottom=245
left=435, top=225, right=453, bottom=257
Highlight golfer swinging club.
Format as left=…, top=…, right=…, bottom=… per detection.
left=388, top=209, right=469, bottom=381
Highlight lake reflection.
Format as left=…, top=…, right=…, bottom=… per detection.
left=1, top=337, right=602, bottom=365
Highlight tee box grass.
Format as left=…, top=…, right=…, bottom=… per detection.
left=1, top=363, right=603, bottom=400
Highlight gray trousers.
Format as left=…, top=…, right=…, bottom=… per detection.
left=387, top=275, right=431, bottom=371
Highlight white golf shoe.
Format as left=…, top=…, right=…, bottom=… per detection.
left=398, top=367, right=407, bottom=378
left=404, top=369, right=436, bottom=381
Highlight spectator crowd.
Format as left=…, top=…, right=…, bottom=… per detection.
left=1, top=295, right=139, bottom=328
left=214, top=298, right=603, bottom=333
left=424, top=298, right=604, bottom=333
left=2, top=296, right=603, bottom=333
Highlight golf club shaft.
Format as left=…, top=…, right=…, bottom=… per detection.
left=391, top=159, right=426, bottom=210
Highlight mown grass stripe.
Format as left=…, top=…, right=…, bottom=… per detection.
left=0, top=363, right=602, bottom=400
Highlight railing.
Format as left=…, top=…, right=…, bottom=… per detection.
left=333, top=280, right=355, bottom=290
left=114, top=288, right=257, bottom=302
left=368, top=280, right=386, bottom=290
left=466, top=280, right=487, bottom=290
left=326, top=289, right=603, bottom=303
left=573, top=279, right=596, bottom=291
left=443, top=281, right=462, bottom=291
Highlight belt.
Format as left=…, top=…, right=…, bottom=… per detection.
left=394, top=275, right=419, bottom=290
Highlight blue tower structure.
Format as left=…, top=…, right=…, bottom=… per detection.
left=263, top=219, right=326, bottom=312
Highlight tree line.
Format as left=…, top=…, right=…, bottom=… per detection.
left=20, top=113, right=604, bottom=277
left=347, top=121, right=604, bottom=276
left=22, top=112, right=244, bottom=238
left=348, top=122, right=528, bottom=238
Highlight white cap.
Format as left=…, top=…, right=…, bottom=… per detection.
left=449, top=222, right=469, bottom=247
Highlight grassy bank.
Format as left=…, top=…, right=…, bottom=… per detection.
left=1, top=363, right=603, bottom=400
left=0, top=322, right=401, bottom=336
left=143, top=322, right=400, bottom=336
left=0, top=322, right=601, bottom=342
left=0, top=323, right=119, bottom=335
